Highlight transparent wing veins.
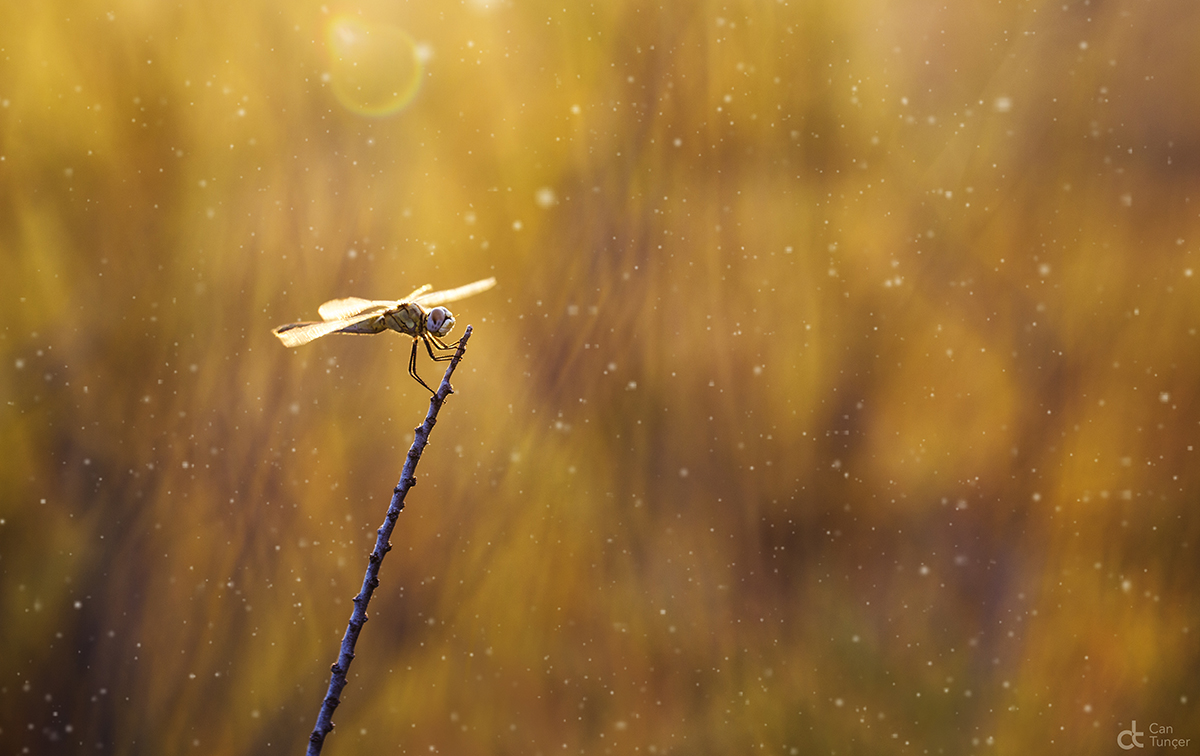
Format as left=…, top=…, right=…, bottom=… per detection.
left=317, top=297, right=396, bottom=321
left=402, top=284, right=432, bottom=302
left=413, top=277, right=497, bottom=307
left=272, top=314, right=380, bottom=347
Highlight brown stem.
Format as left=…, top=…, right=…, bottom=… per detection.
left=305, top=325, right=474, bottom=756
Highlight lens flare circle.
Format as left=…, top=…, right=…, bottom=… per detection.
left=325, top=16, right=423, bottom=116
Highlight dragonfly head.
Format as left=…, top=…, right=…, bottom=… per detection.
left=425, top=306, right=456, bottom=338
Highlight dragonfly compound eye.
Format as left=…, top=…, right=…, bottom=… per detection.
left=426, top=306, right=455, bottom=337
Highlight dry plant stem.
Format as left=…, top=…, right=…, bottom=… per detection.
left=305, top=325, right=473, bottom=756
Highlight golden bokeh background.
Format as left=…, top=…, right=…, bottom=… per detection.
left=2, top=0, right=1197, bottom=753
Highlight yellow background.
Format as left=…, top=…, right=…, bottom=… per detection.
left=1, top=0, right=1197, bottom=753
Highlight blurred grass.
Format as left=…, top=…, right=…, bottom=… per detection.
left=2, top=0, right=1198, bottom=754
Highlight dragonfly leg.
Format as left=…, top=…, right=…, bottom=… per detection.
left=408, top=338, right=436, bottom=394
left=423, top=334, right=456, bottom=363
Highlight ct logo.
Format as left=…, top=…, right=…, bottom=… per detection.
left=1117, top=721, right=1144, bottom=750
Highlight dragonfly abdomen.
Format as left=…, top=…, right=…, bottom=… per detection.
left=334, top=315, right=389, bottom=336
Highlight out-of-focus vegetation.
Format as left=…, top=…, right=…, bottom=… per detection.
left=2, top=0, right=1198, bottom=753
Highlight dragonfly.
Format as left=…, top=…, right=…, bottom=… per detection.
left=272, top=277, right=496, bottom=393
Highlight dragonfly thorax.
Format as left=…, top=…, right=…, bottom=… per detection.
left=382, top=303, right=425, bottom=337
left=382, top=303, right=455, bottom=339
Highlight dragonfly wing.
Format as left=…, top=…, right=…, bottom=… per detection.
left=273, top=314, right=388, bottom=347
left=413, top=277, right=497, bottom=307
left=273, top=319, right=354, bottom=348
left=401, top=284, right=432, bottom=302
left=317, top=297, right=394, bottom=321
